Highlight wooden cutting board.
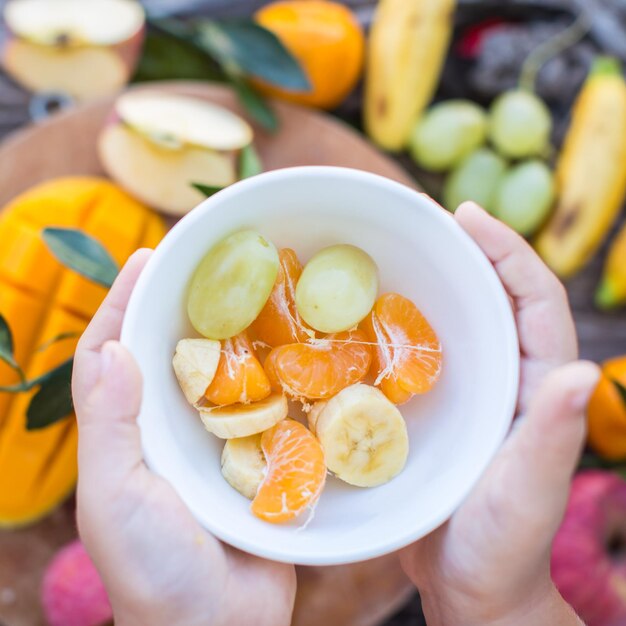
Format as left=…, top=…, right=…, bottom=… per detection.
left=0, top=81, right=415, bottom=626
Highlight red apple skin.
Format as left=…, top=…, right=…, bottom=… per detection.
left=552, top=471, right=626, bottom=626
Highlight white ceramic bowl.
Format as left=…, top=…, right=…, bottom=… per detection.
left=121, top=166, right=519, bottom=566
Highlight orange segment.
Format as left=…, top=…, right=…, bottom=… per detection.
left=251, top=419, right=326, bottom=523
left=251, top=248, right=310, bottom=346
left=205, top=331, right=271, bottom=406
left=380, top=376, right=414, bottom=405
left=363, top=293, right=442, bottom=397
left=264, top=330, right=372, bottom=400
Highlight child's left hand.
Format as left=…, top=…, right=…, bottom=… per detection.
left=72, top=250, right=296, bottom=626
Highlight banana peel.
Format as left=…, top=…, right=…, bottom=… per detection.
left=535, top=57, right=626, bottom=279
left=364, top=0, right=456, bottom=152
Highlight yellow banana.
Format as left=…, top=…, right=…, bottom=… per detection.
left=596, top=222, right=626, bottom=309
left=364, top=0, right=456, bottom=152
left=535, top=58, right=626, bottom=278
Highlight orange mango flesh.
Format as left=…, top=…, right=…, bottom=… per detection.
left=0, top=177, right=166, bottom=527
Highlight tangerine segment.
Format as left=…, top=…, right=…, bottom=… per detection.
left=264, top=330, right=372, bottom=400
left=380, top=376, right=414, bottom=405
left=364, top=293, right=442, bottom=396
left=251, top=419, right=326, bottom=523
left=251, top=248, right=311, bottom=346
left=205, top=331, right=271, bottom=406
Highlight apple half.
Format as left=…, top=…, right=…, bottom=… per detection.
left=2, top=0, right=145, bottom=100
left=98, top=91, right=255, bottom=216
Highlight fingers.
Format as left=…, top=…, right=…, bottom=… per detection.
left=482, top=361, right=600, bottom=537
left=455, top=202, right=577, bottom=366
left=76, top=341, right=144, bottom=488
left=73, top=249, right=151, bottom=408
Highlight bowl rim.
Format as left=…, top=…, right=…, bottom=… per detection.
left=121, top=165, right=520, bottom=565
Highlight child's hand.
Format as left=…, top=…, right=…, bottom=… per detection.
left=72, top=250, right=295, bottom=626
left=401, top=202, right=596, bottom=625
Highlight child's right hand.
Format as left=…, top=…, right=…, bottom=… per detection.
left=401, top=202, right=595, bottom=625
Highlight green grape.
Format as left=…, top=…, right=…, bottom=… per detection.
left=187, top=230, right=279, bottom=340
left=410, top=100, right=488, bottom=172
left=443, top=148, right=508, bottom=212
left=296, top=244, right=378, bottom=333
left=489, top=90, right=552, bottom=158
left=493, top=160, right=555, bottom=236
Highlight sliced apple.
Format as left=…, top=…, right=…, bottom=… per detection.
left=115, top=92, right=254, bottom=152
left=2, top=0, right=145, bottom=101
left=198, top=394, right=288, bottom=439
left=99, top=92, right=254, bottom=215
left=172, top=339, right=221, bottom=405
left=4, top=0, right=145, bottom=46
left=99, top=122, right=238, bottom=216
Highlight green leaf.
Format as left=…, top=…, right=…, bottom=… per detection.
left=36, top=332, right=80, bottom=353
left=133, top=28, right=224, bottom=83
left=613, top=379, right=626, bottom=407
left=239, top=144, right=263, bottom=179
left=232, top=78, right=278, bottom=132
left=191, top=182, right=224, bottom=198
left=199, top=19, right=311, bottom=91
left=43, top=228, right=119, bottom=288
left=0, top=314, right=16, bottom=369
left=0, top=358, right=74, bottom=394
left=26, top=360, right=74, bottom=430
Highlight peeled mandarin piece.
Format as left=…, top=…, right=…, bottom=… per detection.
left=251, top=248, right=311, bottom=346
left=251, top=419, right=326, bottom=523
left=205, top=331, right=271, bottom=406
left=264, top=330, right=372, bottom=400
left=295, top=244, right=378, bottom=333
left=380, top=376, right=414, bottom=405
left=364, top=293, right=442, bottom=395
left=187, top=230, right=279, bottom=340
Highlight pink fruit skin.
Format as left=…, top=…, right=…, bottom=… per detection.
left=552, top=471, right=626, bottom=626
left=42, top=540, right=112, bottom=626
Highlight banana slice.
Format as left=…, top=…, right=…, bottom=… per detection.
left=198, top=393, right=288, bottom=439
left=173, top=338, right=221, bottom=405
left=314, top=384, right=408, bottom=487
left=307, top=400, right=327, bottom=436
left=221, top=434, right=267, bottom=500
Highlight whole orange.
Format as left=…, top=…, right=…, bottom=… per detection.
left=587, top=356, right=626, bottom=460
left=254, top=0, right=365, bottom=109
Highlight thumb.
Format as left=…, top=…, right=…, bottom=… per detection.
left=485, top=360, right=600, bottom=534
left=76, top=340, right=144, bottom=489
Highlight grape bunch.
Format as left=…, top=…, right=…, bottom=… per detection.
left=410, top=89, right=556, bottom=238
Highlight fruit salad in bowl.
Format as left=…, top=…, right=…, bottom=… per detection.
left=172, top=229, right=442, bottom=523
left=120, top=166, right=519, bottom=565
